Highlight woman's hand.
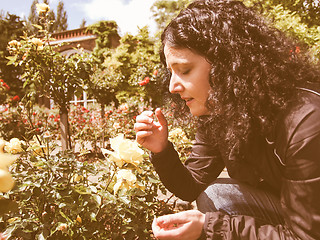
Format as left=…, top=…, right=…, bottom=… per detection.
left=134, top=108, right=169, bottom=153
left=152, top=210, right=205, bottom=240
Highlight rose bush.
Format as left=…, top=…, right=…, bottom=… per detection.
left=0, top=131, right=174, bottom=239
left=0, top=139, right=19, bottom=193
left=0, top=103, right=61, bottom=141
left=6, top=3, right=93, bottom=150
left=0, top=99, right=196, bottom=239
left=168, top=127, right=192, bottom=162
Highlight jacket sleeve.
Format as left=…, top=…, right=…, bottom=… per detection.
left=203, top=96, right=320, bottom=239
left=150, top=128, right=225, bottom=202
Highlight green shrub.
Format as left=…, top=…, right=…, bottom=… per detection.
left=0, top=134, right=173, bottom=239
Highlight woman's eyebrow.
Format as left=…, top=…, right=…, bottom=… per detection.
left=169, top=61, right=191, bottom=68
left=167, top=62, right=191, bottom=73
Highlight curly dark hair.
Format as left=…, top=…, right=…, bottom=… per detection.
left=160, top=0, right=320, bottom=150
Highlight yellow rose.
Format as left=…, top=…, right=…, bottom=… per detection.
left=0, top=139, right=7, bottom=153
left=101, top=134, right=144, bottom=167
left=31, top=38, right=44, bottom=50
left=0, top=169, right=14, bottom=192
left=113, top=169, right=137, bottom=194
left=0, top=153, right=17, bottom=170
left=36, top=3, right=50, bottom=14
left=0, top=152, right=17, bottom=193
left=4, top=138, right=23, bottom=154
left=118, top=140, right=144, bottom=166
left=101, top=148, right=125, bottom=167
left=117, top=169, right=137, bottom=183
left=109, top=134, right=125, bottom=150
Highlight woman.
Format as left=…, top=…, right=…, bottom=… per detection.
left=134, top=0, right=320, bottom=239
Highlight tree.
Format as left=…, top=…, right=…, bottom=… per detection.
left=89, top=26, right=164, bottom=109
left=80, top=18, right=86, bottom=28
left=259, top=0, right=320, bottom=27
left=151, top=0, right=192, bottom=32
left=27, top=0, right=68, bottom=34
left=242, top=0, right=320, bottom=63
left=28, top=0, right=39, bottom=25
left=27, top=0, right=56, bottom=34
left=41, top=0, right=56, bottom=33
left=26, top=0, right=39, bottom=34
left=0, top=10, right=5, bottom=19
left=87, top=21, right=120, bottom=64
left=7, top=9, right=92, bottom=150
left=86, top=21, right=121, bottom=127
left=152, top=0, right=320, bottom=63
left=55, top=1, right=68, bottom=32
left=0, top=14, right=25, bottom=101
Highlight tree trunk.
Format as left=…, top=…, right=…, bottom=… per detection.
left=59, top=105, right=70, bottom=151
left=100, top=103, right=105, bottom=148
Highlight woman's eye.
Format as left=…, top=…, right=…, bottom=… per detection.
left=182, top=69, right=190, bottom=75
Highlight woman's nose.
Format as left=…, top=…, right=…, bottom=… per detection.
left=169, top=73, right=183, bottom=93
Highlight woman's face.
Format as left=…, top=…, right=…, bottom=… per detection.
left=164, top=44, right=212, bottom=116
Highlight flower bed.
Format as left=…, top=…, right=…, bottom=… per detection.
left=0, top=100, right=196, bottom=239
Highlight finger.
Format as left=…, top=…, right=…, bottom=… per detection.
left=152, top=217, right=161, bottom=232
left=167, top=223, right=191, bottom=238
left=154, top=222, right=191, bottom=239
left=135, top=131, right=153, bottom=142
left=155, top=108, right=168, bottom=128
left=140, top=111, right=154, bottom=117
left=136, top=114, right=154, bottom=124
left=153, top=217, right=175, bottom=239
left=157, top=212, right=189, bottom=226
left=134, top=122, right=153, bottom=131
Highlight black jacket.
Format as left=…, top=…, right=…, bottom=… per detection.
left=151, top=89, right=320, bottom=239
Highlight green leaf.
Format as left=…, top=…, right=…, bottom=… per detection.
left=59, top=210, right=73, bottom=223
left=119, top=196, right=130, bottom=204
left=147, top=175, right=160, bottom=184
left=59, top=203, right=66, bottom=208
left=90, top=185, right=98, bottom=193
left=74, top=185, right=91, bottom=195
left=32, top=24, right=43, bottom=30
left=93, top=194, right=102, bottom=205
left=37, top=232, right=46, bottom=240
left=127, top=188, right=146, bottom=197
left=90, top=212, right=97, bottom=221
left=21, top=72, right=28, bottom=80
left=6, top=55, right=17, bottom=65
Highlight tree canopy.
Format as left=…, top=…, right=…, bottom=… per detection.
left=27, top=0, right=68, bottom=34
left=151, top=0, right=192, bottom=32
left=0, top=14, right=25, bottom=99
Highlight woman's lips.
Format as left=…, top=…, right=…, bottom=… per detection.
left=185, top=98, right=194, bottom=106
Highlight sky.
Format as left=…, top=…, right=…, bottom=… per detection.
left=0, top=0, right=158, bottom=36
